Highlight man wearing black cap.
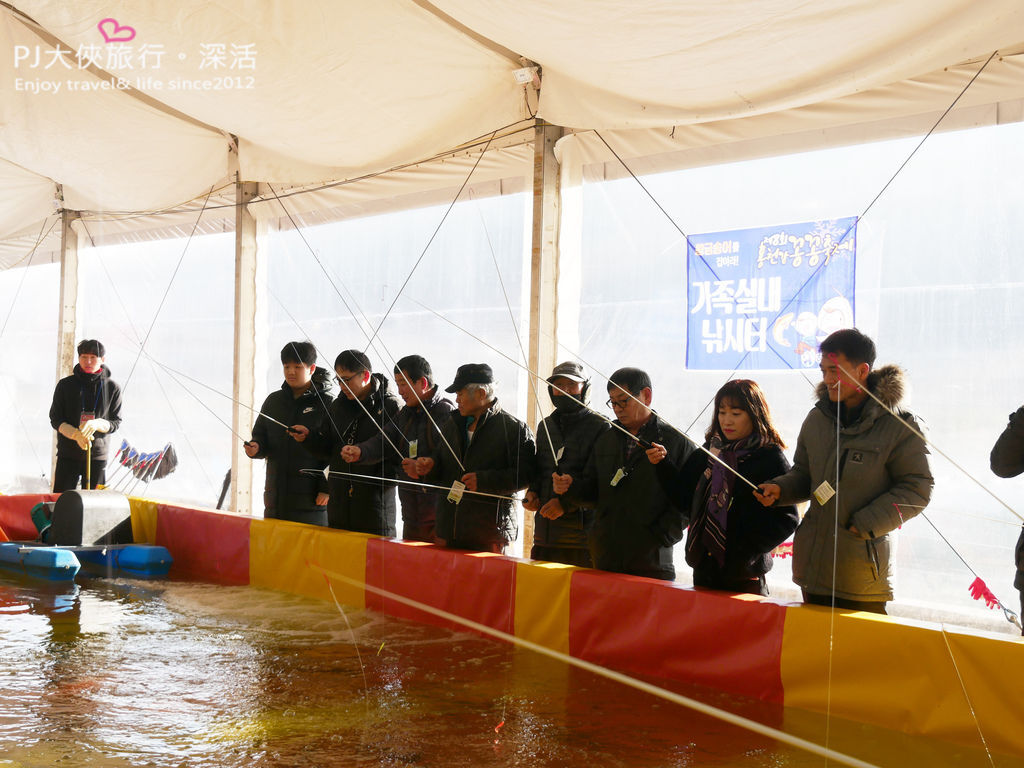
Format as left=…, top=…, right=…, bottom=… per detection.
left=48, top=339, right=123, bottom=492
left=523, top=361, right=610, bottom=567
left=417, top=363, right=536, bottom=553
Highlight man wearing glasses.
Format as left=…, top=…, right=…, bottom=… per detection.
left=292, top=349, right=401, bottom=535
left=554, top=367, right=695, bottom=580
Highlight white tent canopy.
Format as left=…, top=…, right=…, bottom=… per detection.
left=2, top=0, right=1024, bottom=264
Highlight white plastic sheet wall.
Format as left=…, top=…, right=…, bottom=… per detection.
left=571, top=120, right=1024, bottom=627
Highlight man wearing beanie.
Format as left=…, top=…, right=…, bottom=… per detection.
left=48, top=339, right=123, bottom=491
left=523, top=361, right=610, bottom=566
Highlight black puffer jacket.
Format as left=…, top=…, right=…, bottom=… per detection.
left=362, top=385, right=456, bottom=467
left=529, top=405, right=611, bottom=549
left=571, top=413, right=695, bottom=580
left=990, top=404, right=1024, bottom=590
left=428, top=399, right=536, bottom=551
left=49, top=364, right=123, bottom=460
left=250, top=369, right=335, bottom=518
left=658, top=442, right=798, bottom=581
left=305, top=373, right=402, bottom=533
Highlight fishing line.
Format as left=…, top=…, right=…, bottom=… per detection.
left=362, top=128, right=500, bottom=353
left=592, top=130, right=724, bottom=286
left=265, top=185, right=446, bottom=468
left=0, top=217, right=51, bottom=340
left=267, top=221, right=464, bottom=474
left=0, top=224, right=49, bottom=479
left=158, top=363, right=248, bottom=443
left=824, top=377, right=842, bottom=765
left=406, top=294, right=644, bottom=452
left=301, top=469, right=517, bottom=503
left=307, top=560, right=881, bottom=768
left=91, top=251, right=218, bottom=496
left=915, top=508, right=1022, bottom=629
left=470, top=189, right=559, bottom=467
left=407, top=296, right=760, bottom=491
left=779, top=353, right=1024, bottom=632
left=322, top=574, right=371, bottom=716
left=0, top=224, right=53, bottom=479
left=829, top=358, right=1023, bottom=524
left=939, top=627, right=996, bottom=768
left=138, top=351, right=294, bottom=433
left=121, top=184, right=216, bottom=396
left=589, top=50, right=998, bottom=436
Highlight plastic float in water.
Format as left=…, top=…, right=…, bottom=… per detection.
left=0, top=541, right=80, bottom=581
left=0, top=489, right=171, bottom=581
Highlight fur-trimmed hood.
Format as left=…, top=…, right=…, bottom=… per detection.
left=814, top=363, right=907, bottom=410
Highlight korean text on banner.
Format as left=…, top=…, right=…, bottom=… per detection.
left=686, top=218, right=857, bottom=370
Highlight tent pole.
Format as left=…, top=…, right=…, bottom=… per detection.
left=231, top=167, right=261, bottom=516
left=53, top=201, right=79, bottom=485
left=526, top=119, right=564, bottom=556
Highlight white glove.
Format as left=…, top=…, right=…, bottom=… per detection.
left=59, top=422, right=92, bottom=451
left=80, top=418, right=111, bottom=438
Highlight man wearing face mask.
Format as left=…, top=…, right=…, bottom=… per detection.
left=49, top=339, right=123, bottom=492
left=523, top=362, right=610, bottom=567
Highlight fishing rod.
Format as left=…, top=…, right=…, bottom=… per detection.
left=828, top=356, right=1024, bottom=523
left=406, top=296, right=760, bottom=492
left=361, top=127, right=500, bottom=353
left=300, top=468, right=516, bottom=503
left=470, top=189, right=561, bottom=468
left=140, top=350, right=298, bottom=435
left=265, top=185, right=464, bottom=472
left=583, top=54, right=999, bottom=442
left=801, top=356, right=1023, bottom=630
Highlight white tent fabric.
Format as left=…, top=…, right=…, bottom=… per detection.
left=1, top=0, right=1023, bottom=263
left=433, top=0, right=1024, bottom=129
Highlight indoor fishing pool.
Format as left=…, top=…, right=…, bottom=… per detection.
left=0, top=572, right=1012, bottom=768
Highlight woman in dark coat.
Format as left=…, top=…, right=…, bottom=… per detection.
left=650, top=379, right=798, bottom=596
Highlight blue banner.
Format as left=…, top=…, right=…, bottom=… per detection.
left=686, top=217, right=857, bottom=370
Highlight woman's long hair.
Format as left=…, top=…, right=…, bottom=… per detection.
left=705, top=379, right=785, bottom=448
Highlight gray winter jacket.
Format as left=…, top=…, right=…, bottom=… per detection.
left=772, top=364, right=934, bottom=602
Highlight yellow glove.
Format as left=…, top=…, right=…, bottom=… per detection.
left=80, top=418, right=111, bottom=438
left=58, top=422, right=92, bottom=451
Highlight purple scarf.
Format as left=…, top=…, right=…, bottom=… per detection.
left=700, top=433, right=760, bottom=566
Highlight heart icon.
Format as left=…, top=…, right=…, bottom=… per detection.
left=97, top=18, right=136, bottom=43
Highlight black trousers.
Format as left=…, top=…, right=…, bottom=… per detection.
left=693, top=558, right=768, bottom=596
left=802, top=589, right=888, bottom=615
left=530, top=544, right=593, bottom=568
left=53, top=457, right=106, bottom=492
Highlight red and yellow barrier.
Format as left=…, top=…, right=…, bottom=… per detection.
left=3, top=493, right=1022, bottom=758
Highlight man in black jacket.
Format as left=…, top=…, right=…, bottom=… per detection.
left=293, top=349, right=401, bottom=535
left=367, top=354, right=454, bottom=542
left=245, top=341, right=334, bottom=525
left=990, top=404, right=1024, bottom=635
left=49, top=339, right=123, bottom=491
left=418, top=363, right=536, bottom=553
left=524, top=361, right=609, bottom=567
left=555, top=367, right=695, bottom=581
